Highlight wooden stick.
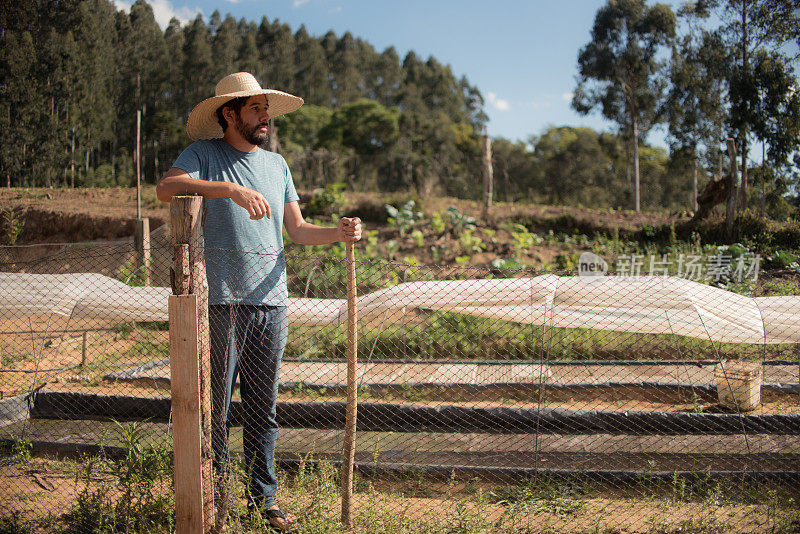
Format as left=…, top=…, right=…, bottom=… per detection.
left=341, top=241, right=358, bottom=528
left=81, top=332, right=89, bottom=369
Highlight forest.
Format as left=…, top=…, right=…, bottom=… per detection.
left=0, top=0, right=798, bottom=215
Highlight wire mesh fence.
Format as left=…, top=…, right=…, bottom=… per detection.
left=0, top=233, right=799, bottom=533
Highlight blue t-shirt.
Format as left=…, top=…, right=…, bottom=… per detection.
left=172, top=139, right=299, bottom=306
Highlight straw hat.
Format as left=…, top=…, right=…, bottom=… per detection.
left=186, top=72, right=304, bottom=140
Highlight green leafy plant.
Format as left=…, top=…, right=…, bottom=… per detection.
left=459, top=229, right=485, bottom=254
left=0, top=510, right=32, bottom=534
left=384, top=240, right=399, bottom=261
left=491, top=257, right=526, bottom=274
left=510, top=229, right=542, bottom=261
left=430, top=211, right=447, bottom=234
left=429, top=244, right=446, bottom=263
left=0, top=438, right=31, bottom=467
left=411, top=229, right=425, bottom=248
left=306, top=183, right=345, bottom=218
left=446, top=206, right=476, bottom=234
left=2, top=210, right=24, bottom=245
left=766, top=250, right=799, bottom=271
left=61, top=421, right=172, bottom=533
left=385, top=200, right=424, bottom=237
left=118, top=258, right=149, bottom=287
left=364, top=230, right=380, bottom=258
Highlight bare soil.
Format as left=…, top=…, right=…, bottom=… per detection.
left=1, top=458, right=796, bottom=533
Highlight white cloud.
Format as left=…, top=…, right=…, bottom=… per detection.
left=151, top=0, right=202, bottom=28
left=293, top=0, right=310, bottom=6
left=113, top=0, right=202, bottom=29
left=561, top=92, right=574, bottom=101
left=330, top=5, right=342, bottom=13
left=112, top=0, right=132, bottom=12
left=487, top=92, right=511, bottom=111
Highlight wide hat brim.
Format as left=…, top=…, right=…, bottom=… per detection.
left=186, top=88, right=304, bottom=141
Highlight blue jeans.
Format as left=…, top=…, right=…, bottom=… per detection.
left=210, top=304, right=288, bottom=509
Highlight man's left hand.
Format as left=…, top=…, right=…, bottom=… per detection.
left=339, top=217, right=362, bottom=242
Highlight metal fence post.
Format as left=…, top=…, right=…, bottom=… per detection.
left=170, top=195, right=213, bottom=533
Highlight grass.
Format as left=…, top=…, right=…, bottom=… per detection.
left=286, top=312, right=788, bottom=362
left=1, top=448, right=799, bottom=533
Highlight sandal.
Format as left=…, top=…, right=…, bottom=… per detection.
left=264, top=507, right=296, bottom=532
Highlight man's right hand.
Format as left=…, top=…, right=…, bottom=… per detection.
left=156, top=169, right=272, bottom=221
left=230, top=184, right=272, bottom=220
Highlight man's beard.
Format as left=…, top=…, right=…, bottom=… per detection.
left=234, top=114, right=269, bottom=145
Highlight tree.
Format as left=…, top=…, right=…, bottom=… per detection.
left=1, top=0, right=491, bottom=195
left=687, top=0, right=800, bottom=210
left=532, top=126, right=627, bottom=207
left=182, top=15, right=214, bottom=116
left=331, top=32, right=361, bottom=104
left=211, top=12, right=241, bottom=81
left=573, top=0, right=676, bottom=211
left=665, top=13, right=726, bottom=211
left=293, top=25, right=330, bottom=105
left=491, top=138, right=536, bottom=202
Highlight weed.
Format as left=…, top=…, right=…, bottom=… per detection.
left=0, top=511, right=32, bottom=534
left=689, top=391, right=706, bottom=414
left=1, top=438, right=31, bottom=466
left=118, top=257, right=149, bottom=287
left=60, top=421, right=173, bottom=533
left=0, top=350, right=25, bottom=368
left=491, top=477, right=586, bottom=520
left=2, top=210, right=24, bottom=245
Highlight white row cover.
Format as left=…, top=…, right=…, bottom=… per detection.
left=1, top=272, right=798, bottom=344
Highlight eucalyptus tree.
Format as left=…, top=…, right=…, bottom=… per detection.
left=237, top=21, right=260, bottom=79
left=331, top=32, right=361, bottom=104
left=211, top=13, right=241, bottom=82
left=665, top=8, right=726, bottom=211
left=293, top=25, right=331, bottom=105
left=573, top=0, right=676, bottom=211
left=702, top=0, right=800, bottom=207
left=182, top=15, right=214, bottom=118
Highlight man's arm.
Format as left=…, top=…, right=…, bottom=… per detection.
left=283, top=201, right=361, bottom=245
left=156, top=167, right=272, bottom=220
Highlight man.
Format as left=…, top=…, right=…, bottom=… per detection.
left=156, top=72, right=361, bottom=531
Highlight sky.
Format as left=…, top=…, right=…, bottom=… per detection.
left=114, top=0, right=681, bottom=147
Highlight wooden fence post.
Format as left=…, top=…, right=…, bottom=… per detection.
left=135, top=217, right=151, bottom=286
left=170, top=195, right=213, bottom=533
left=482, top=131, right=493, bottom=220
left=169, top=293, right=203, bottom=533
left=725, top=138, right=739, bottom=240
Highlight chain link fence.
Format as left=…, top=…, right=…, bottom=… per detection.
left=0, top=231, right=799, bottom=532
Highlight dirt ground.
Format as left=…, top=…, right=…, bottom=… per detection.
left=0, top=457, right=797, bottom=533
left=1, top=187, right=797, bottom=532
